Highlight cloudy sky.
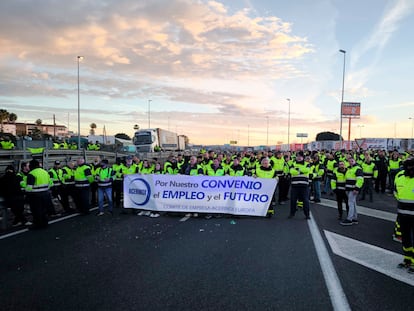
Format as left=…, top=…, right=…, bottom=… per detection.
left=1, top=0, right=413, bottom=146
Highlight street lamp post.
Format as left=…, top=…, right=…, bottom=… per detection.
left=339, top=49, right=346, bottom=148
left=77, top=56, right=84, bottom=149
left=287, top=98, right=291, bottom=147
left=148, top=99, right=152, bottom=128
left=409, top=117, right=414, bottom=139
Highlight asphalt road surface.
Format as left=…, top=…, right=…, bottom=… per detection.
left=1, top=192, right=413, bottom=311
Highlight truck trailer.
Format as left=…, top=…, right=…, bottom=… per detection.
left=133, top=128, right=185, bottom=152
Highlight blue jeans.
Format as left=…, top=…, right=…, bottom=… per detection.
left=346, top=190, right=358, bottom=221
left=313, top=180, right=321, bottom=201
left=324, top=175, right=332, bottom=194
left=98, top=187, right=113, bottom=212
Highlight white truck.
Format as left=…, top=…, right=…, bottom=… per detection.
left=133, top=128, right=185, bottom=152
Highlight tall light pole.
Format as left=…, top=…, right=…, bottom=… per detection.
left=287, top=98, right=291, bottom=147
left=409, top=117, right=414, bottom=139
left=148, top=99, right=152, bottom=128
left=77, top=56, right=84, bottom=149
left=339, top=49, right=346, bottom=148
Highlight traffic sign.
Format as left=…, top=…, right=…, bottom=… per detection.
left=355, top=139, right=364, bottom=147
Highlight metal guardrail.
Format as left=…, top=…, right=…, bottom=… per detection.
left=0, top=149, right=181, bottom=176
left=0, top=149, right=178, bottom=230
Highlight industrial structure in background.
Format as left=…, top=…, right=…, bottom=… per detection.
left=133, top=128, right=186, bottom=152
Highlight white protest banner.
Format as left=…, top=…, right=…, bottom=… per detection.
left=123, top=174, right=278, bottom=217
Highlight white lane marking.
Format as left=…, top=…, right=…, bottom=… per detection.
left=179, top=216, right=190, bottom=222
left=0, top=228, right=29, bottom=239
left=318, top=198, right=396, bottom=222
left=325, top=230, right=414, bottom=287
left=308, top=212, right=351, bottom=311
left=0, top=207, right=98, bottom=240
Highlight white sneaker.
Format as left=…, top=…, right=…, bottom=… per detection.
left=185, top=213, right=192, bottom=217
left=193, top=213, right=198, bottom=217
left=137, top=211, right=145, bottom=216
left=97, top=212, right=105, bottom=216
left=150, top=212, right=160, bottom=218
left=143, top=211, right=151, bottom=216
left=24, top=221, right=33, bottom=226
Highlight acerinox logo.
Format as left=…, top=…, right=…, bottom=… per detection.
left=128, top=178, right=151, bottom=206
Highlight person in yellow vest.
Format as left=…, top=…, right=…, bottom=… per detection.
left=207, top=158, right=225, bottom=176
left=121, top=155, right=139, bottom=214
left=331, top=161, right=349, bottom=220
left=136, top=159, right=160, bottom=218
left=95, top=159, right=115, bottom=216
left=228, top=157, right=245, bottom=176
left=392, top=169, right=405, bottom=243
left=388, top=151, right=402, bottom=192
left=394, top=158, right=414, bottom=273
left=49, top=160, right=63, bottom=206
left=288, top=151, right=311, bottom=220
left=176, top=153, right=185, bottom=173
left=25, top=159, right=52, bottom=229
left=87, top=141, right=94, bottom=150
left=340, top=157, right=364, bottom=225
left=153, top=161, right=164, bottom=174
left=360, top=153, right=378, bottom=202
left=179, top=155, right=204, bottom=217
left=53, top=141, right=60, bottom=149
left=74, top=157, right=94, bottom=215
left=61, top=160, right=76, bottom=214
left=95, top=141, right=101, bottom=151
left=140, top=159, right=154, bottom=174
left=255, top=157, right=278, bottom=218
left=222, top=155, right=233, bottom=174
left=0, top=137, right=15, bottom=149
left=164, top=154, right=178, bottom=175
left=272, top=151, right=289, bottom=205
left=310, top=153, right=325, bottom=203
left=112, top=157, right=124, bottom=209
left=323, top=152, right=337, bottom=196
left=89, top=156, right=101, bottom=207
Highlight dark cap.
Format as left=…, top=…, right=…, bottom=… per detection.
left=101, top=159, right=109, bottom=165
left=126, top=155, right=133, bottom=160
left=5, top=165, right=15, bottom=173
left=54, top=160, right=60, bottom=165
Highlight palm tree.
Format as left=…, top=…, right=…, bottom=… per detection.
left=32, top=119, right=43, bottom=139
left=8, top=113, right=17, bottom=123
left=0, top=109, right=10, bottom=132
left=90, top=123, right=97, bottom=135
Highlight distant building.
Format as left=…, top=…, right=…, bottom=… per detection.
left=2, top=122, right=69, bottom=137
left=0, top=123, right=17, bottom=136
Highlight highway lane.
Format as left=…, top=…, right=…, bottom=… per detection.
left=1, top=194, right=413, bottom=311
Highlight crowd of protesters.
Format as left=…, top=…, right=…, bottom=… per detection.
left=1, top=147, right=414, bottom=273
left=1, top=147, right=411, bottom=222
